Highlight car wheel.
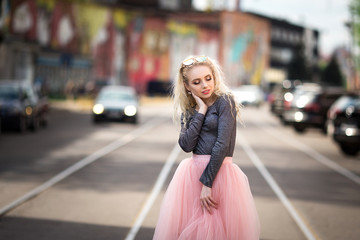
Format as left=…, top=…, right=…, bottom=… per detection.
left=93, top=116, right=101, bottom=123
left=17, top=116, right=27, bottom=133
left=30, top=115, right=40, bottom=131
left=340, top=143, right=359, bottom=156
left=131, top=115, right=138, bottom=124
left=294, top=124, right=306, bottom=133
left=40, top=113, right=48, bottom=127
left=280, top=117, right=290, bottom=126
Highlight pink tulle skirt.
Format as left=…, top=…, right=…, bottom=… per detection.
left=153, top=154, right=260, bottom=240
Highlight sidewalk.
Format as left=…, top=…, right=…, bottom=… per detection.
left=50, top=96, right=172, bottom=113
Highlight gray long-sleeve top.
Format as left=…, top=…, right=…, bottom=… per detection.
left=178, top=95, right=237, bottom=188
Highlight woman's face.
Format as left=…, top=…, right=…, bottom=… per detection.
left=184, top=65, right=215, bottom=100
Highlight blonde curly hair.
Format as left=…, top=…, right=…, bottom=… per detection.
left=172, top=55, right=241, bottom=124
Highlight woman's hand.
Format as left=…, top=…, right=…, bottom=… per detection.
left=192, top=92, right=208, bottom=115
left=200, top=185, right=218, bottom=214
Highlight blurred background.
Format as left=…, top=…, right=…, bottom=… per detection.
left=0, top=0, right=360, bottom=240
left=0, top=0, right=359, bottom=97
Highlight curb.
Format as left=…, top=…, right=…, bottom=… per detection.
left=50, top=96, right=172, bottom=113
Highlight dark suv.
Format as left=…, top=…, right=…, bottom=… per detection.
left=283, top=83, right=346, bottom=133
left=0, top=80, right=48, bottom=132
left=327, top=94, right=360, bottom=156
left=269, top=80, right=302, bottom=123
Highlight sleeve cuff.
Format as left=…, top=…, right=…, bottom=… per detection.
left=194, top=112, right=205, bottom=119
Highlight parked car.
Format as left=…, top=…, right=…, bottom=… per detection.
left=327, top=94, right=360, bottom=156
left=92, top=85, right=139, bottom=124
left=269, top=79, right=302, bottom=122
left=0, top=80, right=48, bottom=132
left=283, top=83, right=346, bottom=133
left=232, top=85, right=264, bottom=107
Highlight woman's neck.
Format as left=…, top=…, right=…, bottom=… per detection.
left=203, top=94, right=217, bottom=107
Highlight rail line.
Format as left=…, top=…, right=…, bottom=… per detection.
left=0, top=117, right=166, bottom=217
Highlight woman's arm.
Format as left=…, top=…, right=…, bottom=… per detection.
left=199, top=95, right=237, bottom=188
left=178, top=93, right=208, bottom=152
left=178, top=112, right=205, bottom=152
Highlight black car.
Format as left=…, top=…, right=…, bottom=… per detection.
left=327, top=94, right=360, bottom=156
left=283, top=83, right=346, bottom=133
left=0, top=80, right=48, bottom=132
left=269, top=79, right=302, bottom=122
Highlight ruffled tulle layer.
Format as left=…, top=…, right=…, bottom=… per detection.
left=153, top=154, right=260, bottom=240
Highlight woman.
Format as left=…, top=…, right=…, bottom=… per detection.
left=153, top=56, right=260, bottom=240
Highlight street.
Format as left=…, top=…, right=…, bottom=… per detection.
left=0, top=100, right=359, bottom=240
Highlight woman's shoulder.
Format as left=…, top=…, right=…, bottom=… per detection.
left=216, top=93, right=235, bottom=107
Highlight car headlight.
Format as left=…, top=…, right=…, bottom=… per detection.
left=124, top=105, right=137, bottom=116
left=25, top=106, right=33, bottom=116
left=284, top=92, right=293, bottom=102
left=93, top=104, right=104, bottom=114
left=294, top=111, right=304, bottom=122
left=296, top=95, right=309, bottom=108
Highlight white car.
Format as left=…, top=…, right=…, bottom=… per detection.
left=232, top=85, right=264, bottom=107
left=92, top=85, right=139, bottom=124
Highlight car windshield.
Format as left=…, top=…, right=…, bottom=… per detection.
left=237, top=86, right=258, bottom=91
left=0, top=86, right=19, bottom=100
left=292, top=89, right=317, bottom=108
left=98, top=90, right=135, bottom=101
left=351, top=97, right=360, bottom=109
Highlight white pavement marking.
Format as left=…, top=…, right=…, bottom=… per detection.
left=124, top=144, right=181, bottom=240
left=259, top=123, right=360, bottom=185
left=0, top=117, right=166, bottom=217
left=237, top=131, right=318, bottom=240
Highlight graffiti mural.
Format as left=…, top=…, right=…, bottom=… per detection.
left=221, top=12, right=270, bottom=87
left=3, top=1, right=271, bottom=94
left=126, top=16, right=172, bottom=94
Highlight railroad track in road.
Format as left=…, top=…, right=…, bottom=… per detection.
left=238, top=132, right=318, bottom=240
left=1, top=105, right=359, bottom=240
left=0, top=116, right=168, bottom=217
left=238, top=106, right=360, bottom=240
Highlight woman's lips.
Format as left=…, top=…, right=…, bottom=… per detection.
left=202, top=89, right=210, bottom=95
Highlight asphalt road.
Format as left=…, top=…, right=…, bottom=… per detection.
left=0, top=101, right=359, bottom=240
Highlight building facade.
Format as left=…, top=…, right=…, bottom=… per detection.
left=1, top=0, right=322, bottom=96
left=247, top=12, right=320, bottom=84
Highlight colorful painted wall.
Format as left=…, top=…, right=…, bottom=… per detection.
left=6, top=0, right=130, bottom=91
left=3, top=1, right=270, bottom=94
left=126, top=16, right=169, bottom=93
left=220, top=12, right=270, bottom=87
left=125, top=16, right=221, bottom=94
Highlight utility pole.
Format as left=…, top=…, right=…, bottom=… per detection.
left=349, top=1, right=360, bottom=90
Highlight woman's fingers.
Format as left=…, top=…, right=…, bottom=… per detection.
left=200, top=185, right=217, bottom=214
left=208, top=197, right=218, bottom=208
left=201, top=197, right=218, bottom=214
left=201, top=199, right=212, bottom=214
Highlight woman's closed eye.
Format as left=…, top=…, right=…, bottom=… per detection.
left=191, top=77, right=211, bottom=85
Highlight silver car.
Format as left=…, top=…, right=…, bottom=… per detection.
left=92, top=85, right=139, bottom=124
left=232, top=85, right=264, bottom=107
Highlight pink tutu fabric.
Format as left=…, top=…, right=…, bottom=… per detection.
left=153, top=154, right=260, bottom=240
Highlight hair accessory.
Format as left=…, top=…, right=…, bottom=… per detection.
left=182, top=56, right=207, bottom=67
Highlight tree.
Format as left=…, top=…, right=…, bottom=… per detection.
left=321, top=56, right=344, bottom=87
left=350, top=0, right=360, bottom=46
left=349, top=0, right=360, bottom=90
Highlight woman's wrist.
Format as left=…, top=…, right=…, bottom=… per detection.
left=198, top=105, right=208, bottom=115
left=198, top=108, right=207, bottom=115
